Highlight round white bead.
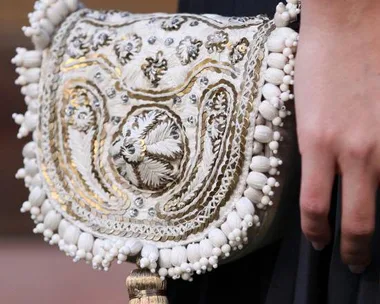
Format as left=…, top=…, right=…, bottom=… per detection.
left=30, top=206, right=40, bottom=216
left=64, top=0, right=79, bottom=12
left=186, top=244, right=200, bottom=264
left=244, top=187, right=263, bottom=204
left=181, top=262, right=191, bottom=273
left=273, top=131, right=281, bottom=141
left=77, top=233, right=94, bottom=252
left=276, top=2, right=286, bottom=13
left=158, top=268, right=168, bottom=277
left=35, top=223, right=45, bottom=233
left=247, top=171, right=268, bottom=190
left=200, top=239, right=214, bottom=258
left=258, top=100, right=279, bottom=121
left=269, top=141, right=279, bottom=151
left=281, top=12, right=290, bottom=22
left=254, top=125, right=273, bottom=143
left=212, top=247, right=222, bottom=257
left=262, top=83, right=281, bottom=100
left=21, top=201, right=32, bottom=212
left=22, top=141, right=37, bottom=158
left=193, top=262, right=201, bottom=272
left=140, top=257, right=150, bottom=268
left=266, top=178, right=275, bottom=187
left=77, top=249, right=86, bottom=259
left=44, top=210, right=61, bottom=230
left=63, top=225, right=80, bottom=245
left=171, top=246, right=187, bottom=267
left=29, top=187, right=45, bottom=207
left=280, top=84, right=289, bottom=92
left=244, top=214, right=254, bottom=226
left=261, top=196, right=271, bottom=205
left=208, top=229, right=228, bottom=248
left=283, top=64, right=293, bottom=74
left=250, top=156, right=271, bottom=172
left=262, top=185, right=272, bottom=194
left=252, top=141, right=263, bottom=154
left=93, top=255, right=102, bottom=264
left=280, top=92, right=290, bottom=101
left=267, top=53, right=288, bottom=69
left=272, top=117, right=282, bottom=126
left=174, top=267, right=182, bottom=276
left=200, top=257, right=209, bottom=267
left=221, top=244, right=231, bottom=254
left=267, top=27, right=296, bottom=52
left=264, top=68, right=285, bottom=85
left=274, top=13, right=289, bottom=27
left=51, top=234, right=60, bottom=244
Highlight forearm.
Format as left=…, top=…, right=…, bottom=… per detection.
left=301, top=0, right=380, bottom=32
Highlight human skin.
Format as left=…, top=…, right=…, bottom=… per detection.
left=295, top=0, right=380, bottom=273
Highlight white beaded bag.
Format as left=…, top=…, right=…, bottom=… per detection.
left=13, top=0, right=300, bottom=300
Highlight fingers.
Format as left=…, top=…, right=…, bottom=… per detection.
left=300, top=148, right=335, bottom=250
left=340, top=152, right=377, bottom=273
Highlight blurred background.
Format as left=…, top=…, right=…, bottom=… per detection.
left=0, top=1, right=176, bottom=303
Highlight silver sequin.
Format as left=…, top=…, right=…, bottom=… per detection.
left=165, top=38, right=174, bottom=46
left=148, top=208, right=156, bottom=217
left=106, top=88, right=116, bottom=98
left=134, top=197, right=144, bottom=208
left=129, top=208, right=139, bottom=218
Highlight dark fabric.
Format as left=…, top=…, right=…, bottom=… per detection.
left=167, top=1, right=380, bottom=303
left=178, top=0, right=280, bottom=17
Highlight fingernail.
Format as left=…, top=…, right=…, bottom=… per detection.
left=348, top=265, right=366, bottom=274
left=311, top=242, right=325, bottom=251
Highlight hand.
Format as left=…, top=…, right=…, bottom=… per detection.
left=295, top=1, right=380, bottom=274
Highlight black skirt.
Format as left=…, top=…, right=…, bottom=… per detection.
left=167, top=1, right=380, bottom=303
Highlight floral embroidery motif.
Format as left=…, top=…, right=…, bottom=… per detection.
left=66, top=105, right=95, bottom=132
left=114, top=34, right=142, bottom=65
left=176, top=36, right=203, bottom=65
left=205, top=31, right=229, bottom=54
left=161, top=16, right=187, bottom=31
left=67, top=30, right=91, bottom=58
left=65, top=90, right=95, bottom=132
left=230, top=38, right=250, bottom=64
left=92, top=30, right=114, bottom=51
left=111, top=109, right=184, bottom=191
left=141, top=51, right=168, bottom=87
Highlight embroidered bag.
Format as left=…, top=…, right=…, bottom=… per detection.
left=13, top=0, right=300, bottom=301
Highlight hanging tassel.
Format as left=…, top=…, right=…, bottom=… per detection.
left=127, top=268, right=169, bottom=304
